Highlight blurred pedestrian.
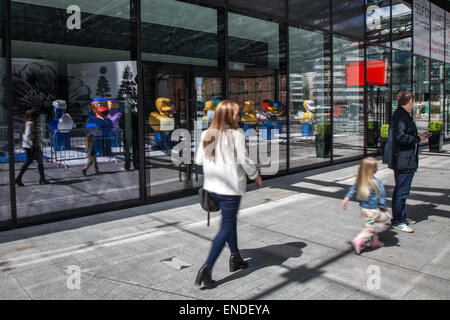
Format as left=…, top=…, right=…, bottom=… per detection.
left=342, top=157, right=391, bottom=255
left=82, top=133, right=99, bottom=176
left=15, top=109, right=49, bottom=186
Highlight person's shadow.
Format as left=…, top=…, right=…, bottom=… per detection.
left=361, top=228, right=399, bottom=254
left=215, top=241, right=307, bottom=287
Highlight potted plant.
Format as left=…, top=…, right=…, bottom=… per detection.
left=315, top=122, right=331, bottom=158
left=367, top=120, right=379, bottom=147
left=428, top=121, right=444, bottom=152
left=380, top=124, right=389, bottom=156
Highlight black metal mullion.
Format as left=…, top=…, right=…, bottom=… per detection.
left=411, top=0, right=414, bottom=100
left=429, top=1, right=432, bottom=124
left=219, top=4, right=229, bottom=99
left=281, top=21, right=290, bottom=172
left=363, top=0, right=368, bottom=157
left=445, top=10, right=447, bottom=133
left=388, top=0, right=393, bottom=125
left=5, top=0, right=17, bottom=227
left=133, top=0, right=147, bottom=203
left=328, top=0, right=334, bottom=165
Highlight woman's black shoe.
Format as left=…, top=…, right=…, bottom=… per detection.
left=229, top=252, right=248, bottom=272
left=15, top=178, right=24, bottom=187
left=39, top=178, right=50, bottom=185
left=195, top=264, right=217, bottom=289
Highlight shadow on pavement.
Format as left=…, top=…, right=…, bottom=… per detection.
left=215, top=241, right=307, bottom=287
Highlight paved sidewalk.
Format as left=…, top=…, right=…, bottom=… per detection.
left=0, top=145, right=449, bottom=300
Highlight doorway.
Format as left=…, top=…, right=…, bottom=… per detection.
left=142, top=62, right=223, bottom=197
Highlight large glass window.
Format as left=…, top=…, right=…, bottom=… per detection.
left=392, top=50, right=412, bottom=110
left=141, top=0, right=223, bottom=196
left=11, top=0, right=139, bottom=220
left=446, top=64, right=450, bottom=138
left=289, top=26, right=331, bottom=168
left=333, top=36, right=364, bottom=160
left=228, top=1, right=285, bottom=19
left=228, top=13, right=286, bottom=173
left=288, top=0, right=330, bottom=32
left=332, top=0, right=365, bottom=41
left=0, top=1, right=11, bottom=223
left=430, top=61, right=444, bottom=122
left=413, top=55, right=429, bottom=130
left=392, top=0, right=412, bottom=52
left=366, top=0, right=391, bottom=47
left=366, top=46, right=390, bottom=153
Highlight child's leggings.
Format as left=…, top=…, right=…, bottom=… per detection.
left=84, top=155, right=98, bottom=172
left=355, top=208, right=380, bottom=242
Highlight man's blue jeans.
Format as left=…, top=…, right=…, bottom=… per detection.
left=392, top=170, right=415, bottom=225
left=205, top=193, right=242, bottom=269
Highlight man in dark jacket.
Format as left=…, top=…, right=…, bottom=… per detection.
left=390, top=90, right=431, bottom=233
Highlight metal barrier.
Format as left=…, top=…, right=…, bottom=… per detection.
left=46, top=126, right=125, bottom=168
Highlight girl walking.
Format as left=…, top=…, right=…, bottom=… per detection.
left=342, top=157, right=391, bottom=255
left=194, top=100, right=263, bottom=289
left=15, top=109, right=49, bottom=186
left=82, top=133, right=99, bottom=176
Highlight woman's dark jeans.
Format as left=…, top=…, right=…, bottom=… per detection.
left=16, top=147, right=45, bottom=181
left=205, top=193, right=242, bottom=269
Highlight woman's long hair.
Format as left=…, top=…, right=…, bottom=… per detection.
left=356, top=157, right=380, bottom=201
left=202, top=100, right=240, bottom=159
left=22, top=109, right=37, bottom=134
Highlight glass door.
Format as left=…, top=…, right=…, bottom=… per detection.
left=143, top=64, right=189, bottom=197
left=140, top=0, right=224, bottom=197
left=143, top=63, right=224, bottom=197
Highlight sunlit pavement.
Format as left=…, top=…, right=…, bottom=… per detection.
left=0, top=143, right=449, bottom=300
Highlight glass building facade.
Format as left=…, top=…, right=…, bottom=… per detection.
left=0, top=0, right=449, bottom=229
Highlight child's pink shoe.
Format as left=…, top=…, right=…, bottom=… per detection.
left=369, top=240, right=384, bottom=248
left=351, top=238, right=365, bottom=255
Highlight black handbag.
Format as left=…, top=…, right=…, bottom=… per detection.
left=383, top=127, right=394, bottom=169
left=198, top=187, right=220, bottom=226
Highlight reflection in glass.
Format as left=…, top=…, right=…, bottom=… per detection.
left=229, top=0, right=285, bottom=19
left=228, top=13, right=286, bottom=172
left=288, top=0, right=330, bottom=31
left=413, top=55, right=429, bottom=132
left=289, top=26, right=331, bottom=168
left=430, top=62, right=444, bottom=122
left=392, top=0, right=412, bottom=52
left=0, top=2, right=11, bottom=222
left=392, top=50, right=412, bottom=112
left=366, top=0, right=390, bottom=47
left=446, top=64, right=450, bottom=138
left=141, top=0, right=222, bottom=196
left=333, top=36, right=364, bottom=159
left=11, top=0, right=139, bottom=219
left=366, top=46, right=390, bottom=152
left=332, top=0, right=365, bottom=41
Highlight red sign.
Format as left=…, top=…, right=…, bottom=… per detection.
left=346, top=59, right=387, bottom=86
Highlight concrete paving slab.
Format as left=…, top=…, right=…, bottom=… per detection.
left=0, top=274, right=31, bottom=299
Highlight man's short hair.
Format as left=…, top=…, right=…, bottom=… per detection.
left=397, top=90, right=415, bottom=107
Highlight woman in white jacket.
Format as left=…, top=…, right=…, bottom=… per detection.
left=15, top=109, right=49, bottom=186
left=194, top=100, right=263, bottom=289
